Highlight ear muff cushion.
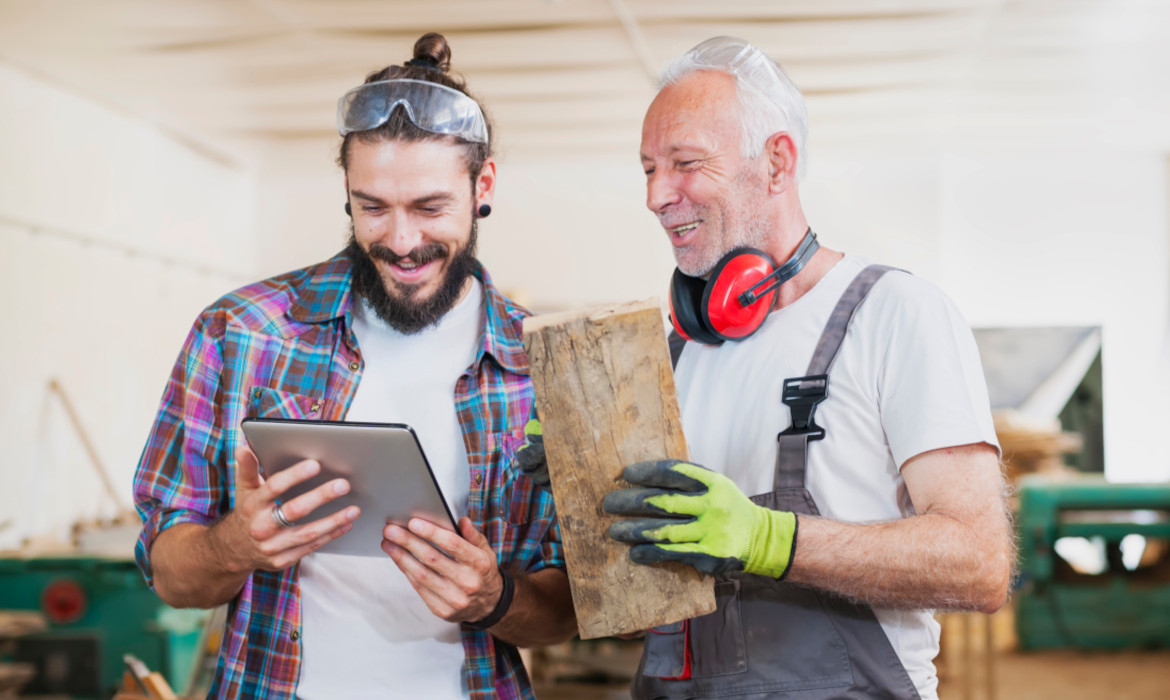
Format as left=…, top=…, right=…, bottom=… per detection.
left=670, top=269, right=723, bottom=345
left=701, top=248, right=777, bottom=342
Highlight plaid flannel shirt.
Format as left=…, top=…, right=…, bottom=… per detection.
left=133, top=252, right=563, bottom=699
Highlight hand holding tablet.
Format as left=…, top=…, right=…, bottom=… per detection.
left=240, top=418, right=458, bottom=557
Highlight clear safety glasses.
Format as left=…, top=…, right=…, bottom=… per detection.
left=336, top=78, right=488, bottom=143
left=685, top=36, right=787, bottom=98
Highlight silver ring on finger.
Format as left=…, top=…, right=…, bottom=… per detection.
left=271, top=504, right=294, bottom=529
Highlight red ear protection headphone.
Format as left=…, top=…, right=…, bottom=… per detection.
left=669, top=229, right=819, bottom=344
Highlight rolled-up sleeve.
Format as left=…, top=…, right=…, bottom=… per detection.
left=133, top=312, right=227, bottom=588
left=529, top=486, right=565, bottom=574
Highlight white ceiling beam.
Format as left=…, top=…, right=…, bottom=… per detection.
left=609, top=0, right=661, bottom=85
left=277, top=0, right=618, bottom=30
left=627, top=0, right=998, bottom=22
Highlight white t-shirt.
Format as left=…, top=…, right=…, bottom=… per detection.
left=674, top=254, right=998, bottom=700
left=295, top=280, right=484, bottom=700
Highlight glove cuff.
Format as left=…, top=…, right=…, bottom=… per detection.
left=746, top=508, right=798, bottom=579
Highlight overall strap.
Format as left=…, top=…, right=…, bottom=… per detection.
left=775, top=264, right=897, bottom=489
left=807, top=264, right=897, bottom=376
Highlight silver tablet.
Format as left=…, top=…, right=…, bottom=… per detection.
left=240, top=418, right=458, bottom=557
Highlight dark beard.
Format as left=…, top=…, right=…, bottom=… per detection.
left=345, top=223, right=479, bottom=334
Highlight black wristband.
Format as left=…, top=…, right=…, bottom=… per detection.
left=466, top=566, right=514, bottom=630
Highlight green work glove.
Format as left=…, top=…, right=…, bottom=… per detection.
left=514, top=407, right=550, bottom=487
left=602, top=459, right=797, bottom=579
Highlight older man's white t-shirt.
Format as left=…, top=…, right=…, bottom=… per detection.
left=673, top=255, right=998, bottom=700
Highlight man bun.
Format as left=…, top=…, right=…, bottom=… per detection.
left=357, top=31, right=464, bottom=89
left=412, top=32, right=452, bottom=73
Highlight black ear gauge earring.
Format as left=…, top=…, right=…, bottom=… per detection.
left=344, top=202, right=352, bottom=217
left=477, top=203, right=492, bottom=218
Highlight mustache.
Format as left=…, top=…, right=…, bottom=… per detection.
left=367, top=241, right=448, bottom=266
left=658, top=209, right=704, bottom=228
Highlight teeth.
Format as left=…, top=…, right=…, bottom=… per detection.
left=671, top=222, right=699, bottom=236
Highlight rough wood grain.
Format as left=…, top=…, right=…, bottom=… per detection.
left=523, top=298, right=715, bottom=639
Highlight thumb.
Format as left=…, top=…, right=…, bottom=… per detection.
left=235, top=444, right=263, bottom=490
left=459, top=517, right=491, bottom=552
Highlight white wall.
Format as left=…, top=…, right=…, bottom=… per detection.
left=483, top=157, right=676, bottom=310
left=937, top=144, right=1170, bottom=482
left=802, top=146, right=945, bottom=279
left=252, top=143, right=347, bottom=281
left=806, top=138, right=1170, bottom=482
left=0, top=63, right=255, bottom=549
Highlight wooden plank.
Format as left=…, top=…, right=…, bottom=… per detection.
left=523, top=298, right=715, bottom=639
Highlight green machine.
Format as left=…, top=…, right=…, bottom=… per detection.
left=1016, top=474, right=1170, bottom=650
left=0, top=556, right=208, bottom=698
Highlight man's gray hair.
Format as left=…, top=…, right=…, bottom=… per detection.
left=660, top=36, right=809, bottom=180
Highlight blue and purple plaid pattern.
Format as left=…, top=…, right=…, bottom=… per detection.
left=133, top=252, right=562, bottom=699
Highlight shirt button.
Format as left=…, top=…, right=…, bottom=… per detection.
left=252, top=387, right=261, bottom=398
left=291, top=629, right=300, bottom=641
left=349, top=361, right=360, bottom=371
left=475, top=474, right=483, bottom=485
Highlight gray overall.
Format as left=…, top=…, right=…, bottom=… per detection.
left=639, top=265, right=921, bottom=700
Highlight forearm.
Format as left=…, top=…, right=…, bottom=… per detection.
left=151, top=522, right=252, bottom=609
left=487, top=567, right=576, bottom=647
left=787, top=511, right=1012, bottom=613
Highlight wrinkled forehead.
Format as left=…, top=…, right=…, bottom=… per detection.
left=641, top=70, right=742, bottom=155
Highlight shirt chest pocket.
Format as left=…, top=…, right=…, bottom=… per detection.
left=488, top=430, right=535, bottom=525
left=247, top=386, right=332, bottom=421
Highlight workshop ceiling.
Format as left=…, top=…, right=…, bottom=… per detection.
left=0, top=0, right=1167, bottom=166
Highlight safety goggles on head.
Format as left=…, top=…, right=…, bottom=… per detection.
left=336, top=78, right=488, bottom=143
left=684, top=36, right=786, bottom=98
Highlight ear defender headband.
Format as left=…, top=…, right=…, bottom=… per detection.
left=669, top=228, right=819, bottom=344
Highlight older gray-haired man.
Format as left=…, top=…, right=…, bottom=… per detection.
left=597, top=36, right=1014, bottom=700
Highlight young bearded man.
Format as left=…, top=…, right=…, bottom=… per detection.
left=133, top=32, right=574, bottom=700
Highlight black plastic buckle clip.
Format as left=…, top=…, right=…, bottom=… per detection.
left=779, top=374, right=828, bottom=441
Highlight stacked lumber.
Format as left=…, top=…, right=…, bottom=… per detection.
left=993, top=410, right=1082, bottom=484
left=0, top=611, right=47, bottom=697
left=1, top=509, right=140, bottom=559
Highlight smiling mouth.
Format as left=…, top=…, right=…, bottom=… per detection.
left=368, top=241, right=448, bottom=272
left=377, top=257, right=437, bottom=285
left=669, top=222, right=700, bottom=237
